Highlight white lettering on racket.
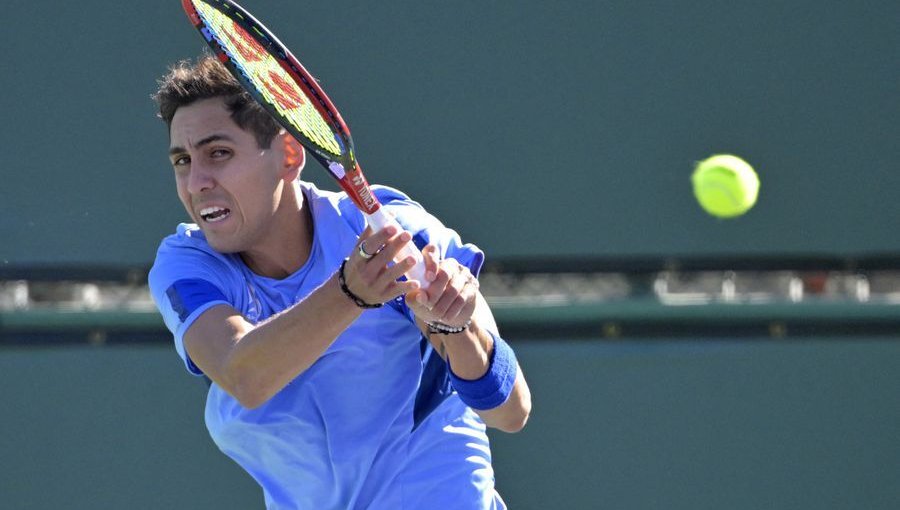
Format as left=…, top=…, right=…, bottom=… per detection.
left=352, top=174, right=377, bottom=210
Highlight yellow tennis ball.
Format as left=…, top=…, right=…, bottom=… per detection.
left=691, top=154, right=760, bottom=218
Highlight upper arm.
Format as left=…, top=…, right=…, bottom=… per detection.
left=181, top=304, right=254, bottom=390
left=148, top=242, right=241, bottom=376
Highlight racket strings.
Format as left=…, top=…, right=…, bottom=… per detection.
left=194, top=2, right=342, bottom=157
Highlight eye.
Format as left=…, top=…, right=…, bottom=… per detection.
left=210, top=148, right=232, bottom=159
left=172, top=155, right=190, bottom=167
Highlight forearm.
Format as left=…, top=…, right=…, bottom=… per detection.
left=471, top=369, right=531, bottom=433
left=440, top=322, right=532, bottom=433
left=224, top=273, right=361, bottom=407
left=406, top=251, right=532, bottom=432
left=187, top=228, right=420, bottom=409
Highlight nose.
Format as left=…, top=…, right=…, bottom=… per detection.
left=186, top=162, right=216, bottom=195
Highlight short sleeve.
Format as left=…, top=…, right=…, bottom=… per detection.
left=148, top=235, right=235, bottom=376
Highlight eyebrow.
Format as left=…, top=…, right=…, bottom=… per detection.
left=169, top=133, right=236, bottom=156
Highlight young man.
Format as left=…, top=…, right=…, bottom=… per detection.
left=148, top=56, right=531, bottom=509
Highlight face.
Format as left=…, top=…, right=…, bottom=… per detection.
left=168, top=97, right=290, bottom=254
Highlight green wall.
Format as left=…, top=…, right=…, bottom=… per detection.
left=3, top=339, right=899, bottom=509
left=2, top=1, right=899, bottom=267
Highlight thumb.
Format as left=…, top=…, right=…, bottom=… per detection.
left=405, top=288, right=429, bottom=309
left=422, top=244, right=439, bottom=281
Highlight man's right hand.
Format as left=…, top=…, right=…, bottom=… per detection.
left=341, top=225, right=422, bottom=307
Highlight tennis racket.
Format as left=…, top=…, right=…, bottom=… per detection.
left=181, top=0, right=428, bottom=286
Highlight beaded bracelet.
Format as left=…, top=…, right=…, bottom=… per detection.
left=426, top=319, right=472, bottom=335
left=338, top=258, right=383, bottom=309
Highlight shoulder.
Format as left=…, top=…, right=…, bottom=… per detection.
left=148, top=223, right=239, bottom=295
left=154, top=223, right=204, bottom=254
left=152, top=223, right=224, bottom=268
left=326, top=183, right=424, bottom=215
left=369, top=186, right=486, bottom=275
left=373, top=184, right=418, bottom=206
left=371, top=186, right=486, bottom=275
left=372, top=185, right=432, bottom=229
left=306, top=182, right=429, bottom=234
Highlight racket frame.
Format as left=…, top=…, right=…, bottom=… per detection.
left=182, top=0, right=379, bottom=214
left=181, top=0, right=428, bottom=285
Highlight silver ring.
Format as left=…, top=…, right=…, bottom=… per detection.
left=358, top=242, right=376, bottom=260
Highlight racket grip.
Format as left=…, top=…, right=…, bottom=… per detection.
left=365, top=208, right=430, bottom=289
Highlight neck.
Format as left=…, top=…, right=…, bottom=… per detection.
left=240, top=182, right=314, bottom=279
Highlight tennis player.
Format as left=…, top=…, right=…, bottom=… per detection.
left=148, top=56, right=531, bottom=509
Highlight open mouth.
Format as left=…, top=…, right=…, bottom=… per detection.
left=199, top=206, right=231, bottom=223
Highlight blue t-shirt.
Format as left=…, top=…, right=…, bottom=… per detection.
left=149, top=182, right=506, bottom=510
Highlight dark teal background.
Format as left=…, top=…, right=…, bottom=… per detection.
left=3, top=3, right=899, bottom=507
left=3, top=339, right=899, bottom=509
left=2, top=1, right=898, bottom=267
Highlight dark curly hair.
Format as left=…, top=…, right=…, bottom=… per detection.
left=153, top=55, right=281, bottom=149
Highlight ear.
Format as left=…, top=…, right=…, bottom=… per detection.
left=280, top=132, right=306, bottom=181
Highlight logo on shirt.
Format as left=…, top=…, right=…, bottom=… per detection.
left=245, top=284, right=262, bottom=323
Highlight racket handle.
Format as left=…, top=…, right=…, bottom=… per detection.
left=365, top=207, right=430, bottom=289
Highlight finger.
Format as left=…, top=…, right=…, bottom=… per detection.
left=349, top=226, right=373, bottom=263
left=356, top=229, right=406, bottom=282
left=407, top=287, right=445, bottom=324
left=371, top=229, right=413, bottom=268
left=383, top=276, right=421, bottom=302
left=357, top=242, right=376, bottom=261
left=383, top=254, right=418, bottom=284
left=418, top=265, right=451, bottom=310
left=444, top=279, right=479, bottom=323
left=430, top=269, right=468, bottom=318
left=405, top=287, right=425, bottom=308
left=359, top=256, right=420, bottom=305
left=356, top=226, right=373, bottom=242
left=442, top=276, right=473, bottom=319
left=413, top=288, right=434, bottom=314
left=422, top=245, right=440, bottom=282
left=359, top=224, right=399, bottom=257
left=437, top=294, right=467, bottom=323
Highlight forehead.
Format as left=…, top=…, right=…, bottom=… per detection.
left=169, top=97, right=251, bottom=148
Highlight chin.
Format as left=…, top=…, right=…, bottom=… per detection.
left=204, top=232, right=244, bottom=254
